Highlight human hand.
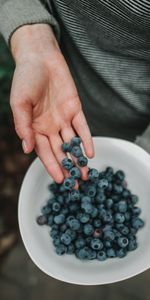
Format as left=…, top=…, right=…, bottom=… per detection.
left=10, top=24, right=94, bottom=183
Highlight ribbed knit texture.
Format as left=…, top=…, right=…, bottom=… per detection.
left=0, top=0, right=60, bottom=45
left=0, top=0, right=150, bottom=153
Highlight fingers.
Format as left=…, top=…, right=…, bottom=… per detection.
left=49, top=134, right=68, bottom=177
left=72, top=110, right=95, bottom=158
left=34, top=133, right=64, bottom=183
left=61, top=126, right=89, bottom=181
left=10, top=100, right=35, bottom=153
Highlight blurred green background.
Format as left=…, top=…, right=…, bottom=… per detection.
left=0, top=34, right=14, bottom=124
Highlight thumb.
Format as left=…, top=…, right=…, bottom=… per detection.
left=10, top=99, right=35, bottom=153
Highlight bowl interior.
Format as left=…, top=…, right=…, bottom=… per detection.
left=18, top=137, right=150, bottom=285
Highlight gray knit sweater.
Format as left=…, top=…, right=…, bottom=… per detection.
left=0, top=0, right=150, bottom=153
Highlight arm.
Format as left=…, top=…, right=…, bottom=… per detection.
left=8, top=23, right=94, bottom=183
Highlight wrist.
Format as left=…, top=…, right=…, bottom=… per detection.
left=10, top=23, right=60, bottom=63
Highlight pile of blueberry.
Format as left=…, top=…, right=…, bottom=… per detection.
left=36, top=136, right=144, bottom=261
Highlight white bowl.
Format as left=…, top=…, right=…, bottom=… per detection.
left=18, top=137, right=150, bottom=285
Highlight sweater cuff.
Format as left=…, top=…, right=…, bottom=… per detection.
left=134, top=123, right=150, bottom=155
left=0, top=0, right=60, bottom=46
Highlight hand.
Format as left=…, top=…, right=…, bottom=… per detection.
left=10, top=24, right=94, bottom=183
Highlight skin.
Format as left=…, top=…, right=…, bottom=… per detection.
left=10, top=24, right=95, bottom=183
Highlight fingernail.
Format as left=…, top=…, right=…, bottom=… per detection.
left=22, top=139, right=28, bottom=153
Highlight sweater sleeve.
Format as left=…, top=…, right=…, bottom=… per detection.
left=134, top=124, right=150, bottom=155
left=0, top=0, right=60, bottom=46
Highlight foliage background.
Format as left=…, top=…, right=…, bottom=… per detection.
left=0, top=35, right=34, bottom=261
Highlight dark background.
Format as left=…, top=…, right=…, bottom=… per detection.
left=0, top=34, right=149, bottom=300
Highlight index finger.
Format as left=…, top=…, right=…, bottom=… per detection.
left=72, top=110, right=95, bottom=158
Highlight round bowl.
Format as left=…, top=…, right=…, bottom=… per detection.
left=18, top=137, right=150, bottom=285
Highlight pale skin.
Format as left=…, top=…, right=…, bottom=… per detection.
left=10, top=24, right=95, bottom=183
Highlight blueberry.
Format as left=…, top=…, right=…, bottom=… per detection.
left=131, top=206, right=141, bottom=216
left=87, top=249, right=97, bottom=260
left=98, top=178, right=109, bottom=189
left=87, top=186, right=97, bottom=197
left=57, top=195, right=64, bottom=205
left=71, top=145, right=82, bottom=158
left=103, top=230, right=115, bottom=241
left=114, top=213, right=125, bottom=223
left=41, top=205, right=52, bottom=215
left=113, top=184, right=123, bottom=194
left=117, top=236, right=129, bottom=248
left=61, top=207, right=69, bottom=215
left=54, top=214, right=65, bottom=225
left=50, top=229, right=59, bottom=238
left=128, top=239, right=137, bottom=251
left=59, top=185, right=66, bottom=193
left=85, top=237, right=93, bottom=245
left=61, top=157, right=74, bottom=170
left=52, top=202, right=61, bottom=212
left=102, top=224, right=112, bottom=232
left=90, top=238, right=103, bottom=250
left=119, top=225, right=129, bottom=235
left=70, top=189, right=80, bottom=201
left=116, top=248, right=127, bottom=258
left=125, top=211, right=131, bottom=221
left=97, top=250, right=107, bottom=261
left=91, top=207, right=98, bottom=218
left=67, top=244, right=75, bottom=254
left=88, top=168, right=99, bottom=181
left=106, top=198, right=113, bottom=209
left=53, top=236, right=61, bottom=247
left=113, top=229, right=122, bottom=238
left=77, top=156, right=88, bottom=167
left=65, top=229, right=77, bottom=240
left=79, top=213, right=90, bottom=223
left=60, top=233, right=72, bottom=245
left=47, top=215, right=54, bottom=226
left=104, top=240, right=112, bottom=248
left=60, top=224, right=67, bottom=232
left=48, top=182, right=59, bottom=193
left=61, top=142, right=72, bottom=153
left=95, top=191, right=106, bottom=203
left=63, top=177, right=75, bottom=191
left=69, top=203, right=79, bottom=212
left=131, top=217, right=144, bottom=230
left=70, top=167, right=81, bottom=179
left=93, top=229, right=103, bottom=238
left=118, top=200, right=127, bottom=213
left=75, top=238, right=86, bottom=249
left=80, top=196, right=90, bottom=204
left=102, top=211, right=113, bottom=223
left=51, top=224, right=59, bottom=230
left=115, top=170, right=125, bottom=182
left=55, top=244, right=67, bottom=255
left=122, top=189, right=131, bottom=198
left=83, top=224, right=94, bottom=236
left=106, top=248, right=116, bottom=258
left=105, top=166, right=114, bottom=175
left=131, top=194, right=139, bottom=205
left=93, top=219, right=102, bottom=228
left=36, top=215, right=47, bottom=225
left=77, top=247, right=89, bottom=260
left=81, top=202, right=93, bottom=214
left=68, top=218, right=80, bottom=231
left=71, top=136, right=81, bottom=146
left=98, top=208, right=107, bottom=219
